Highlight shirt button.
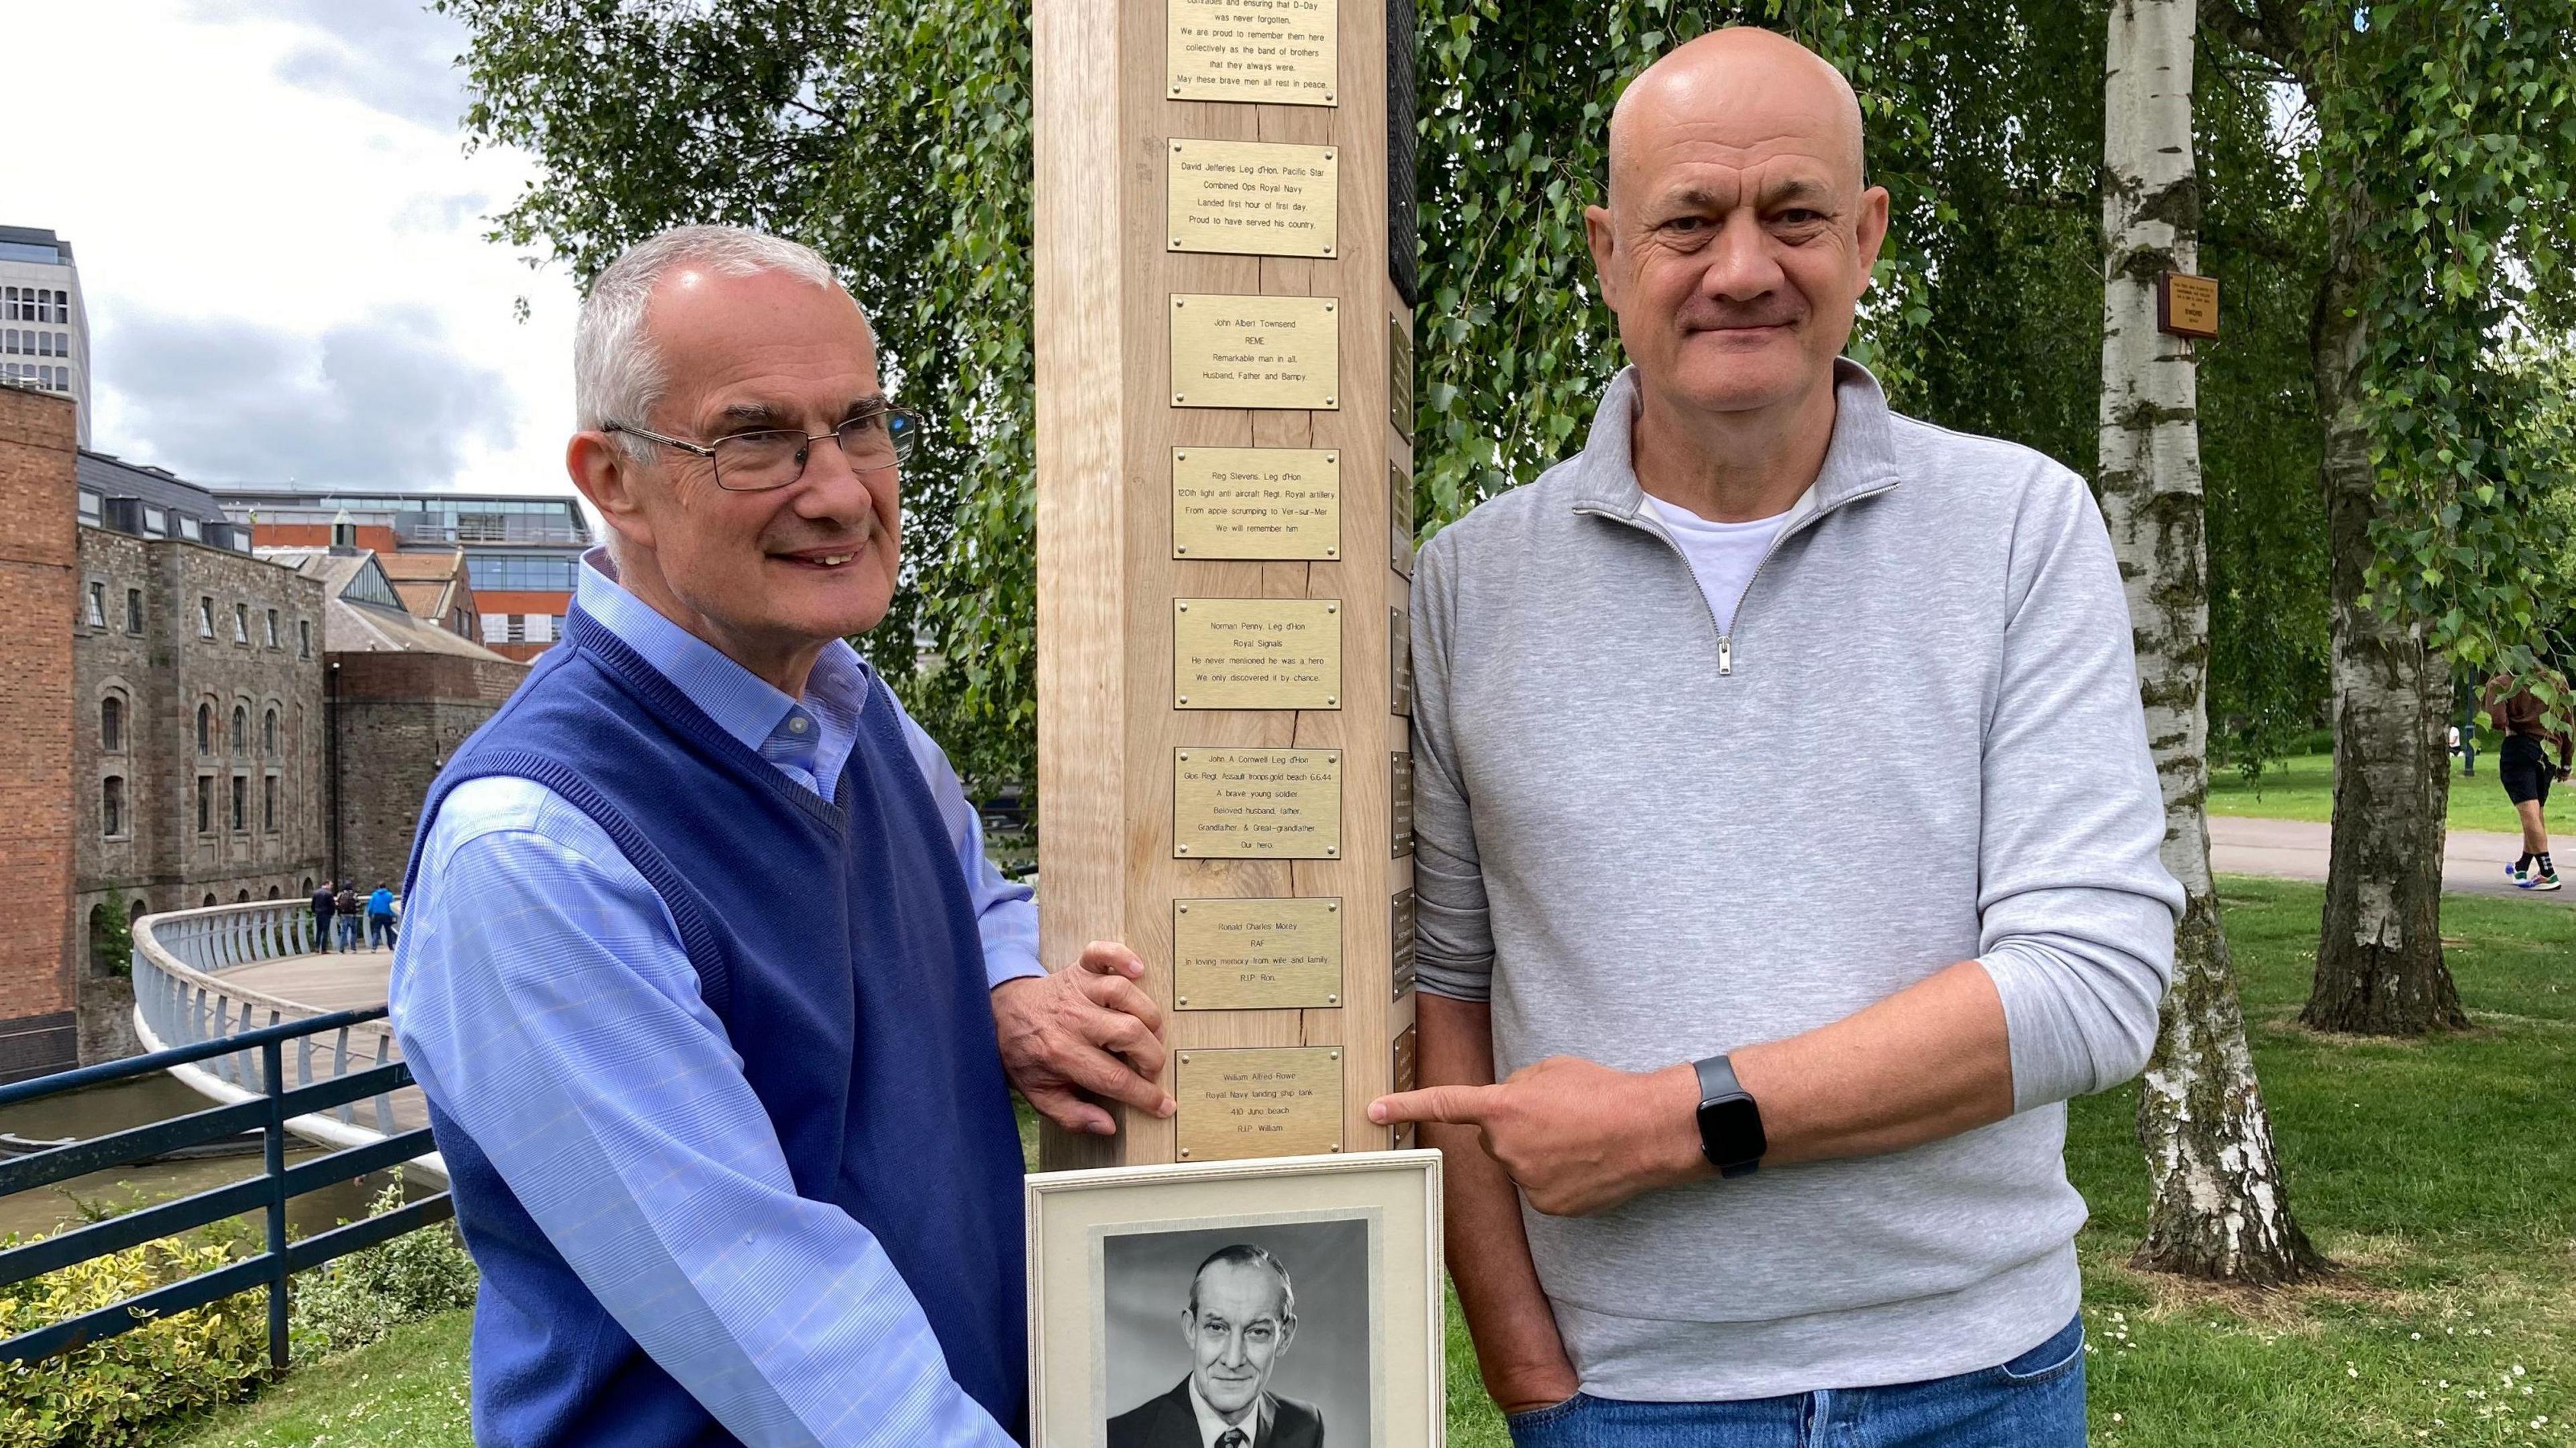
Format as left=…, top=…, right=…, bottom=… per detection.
left=788, top=714, right=810, bottom=734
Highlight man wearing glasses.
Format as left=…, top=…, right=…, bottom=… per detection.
left=391, top=225, right=1171, bottom=1447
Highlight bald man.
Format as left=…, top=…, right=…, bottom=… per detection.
left=1369, top=29, right=2180, bottom=1447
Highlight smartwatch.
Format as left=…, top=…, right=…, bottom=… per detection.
left=1693, top=1054, right=1767, bottom=1179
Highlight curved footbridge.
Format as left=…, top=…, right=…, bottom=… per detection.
left=132, top=901, right=441, bottom=1183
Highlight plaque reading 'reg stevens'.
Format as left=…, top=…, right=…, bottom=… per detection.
left=1167, top=0, right=1338, bottom=107
left=1175, top=598, right=1342, bottom=711
left=1177, top=1046, right=1344, bottom=1161
left=1171, top=294, right=1340, bottom=410
left=1173, top=748, right=1342, bottom=859
left=1173, top=897, right=1344, bottom=1009
left=1172, top=447, right=1341, bottom=560
left=1169, top=139, right=1338, bottom=258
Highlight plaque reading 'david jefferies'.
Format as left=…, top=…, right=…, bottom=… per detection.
left=1173, top=598, right=1342, bottom=710
left=1171, top=447, right=1340, bottom=560
left=1171, top=294, right=1340, bottom=410
left=1167, top=0, right=1338, bottom=107
left=1173, top=897, right=1344, bottom=1010
left=1389, top=749, right=1414, bottom=858
left=1389, top=459, right=1414, bottom=576
left=1173, top=748, right=1343, bottom=858
left=1389, top=313, right=1414, bottom=441
left=1390, top=1024, right=1418, bottom=1148
left=1168, top=139, right=1338, bottom=258
left=1176, top=1046, right=1345, bottom=1161
left=1389, top=604, right=1411, bottom=716
left=1390, top=885, right=1417, bottom=998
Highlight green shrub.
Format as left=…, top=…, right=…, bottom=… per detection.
left=288, top=1176, right=478, bottom=1357
left=0, top=1235, right=268, bottom=1447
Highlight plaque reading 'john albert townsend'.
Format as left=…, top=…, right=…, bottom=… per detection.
left=1171, top=294, right=1340, bottom=410
left=1166, top=0, right=1338, bottom=106
left=1173, top=748, right=1342, bottom=859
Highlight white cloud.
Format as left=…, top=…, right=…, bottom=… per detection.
left=14, top=1, right=580, bottom=498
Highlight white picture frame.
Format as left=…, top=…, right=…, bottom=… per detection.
left=1026, top=1149, right=1444, bottom=1448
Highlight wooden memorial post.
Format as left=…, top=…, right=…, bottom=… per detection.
left=1033, top=0, right=1419, bottom=1171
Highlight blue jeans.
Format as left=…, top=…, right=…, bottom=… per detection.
left=337, top=915, right=362, bottom=951
left=368, top=915, right=396, bottom=950
left=1505, top=1316, right=2086, bottom=1448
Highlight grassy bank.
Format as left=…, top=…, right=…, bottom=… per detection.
left=168, top=879, right=2572, bottom=1447
left=2210, top=751, right=2540, bottom=838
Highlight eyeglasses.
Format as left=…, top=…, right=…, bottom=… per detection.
left=604, top=404, right=921, bottom=492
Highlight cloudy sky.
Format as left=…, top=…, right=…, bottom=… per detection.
left=13, top=1, right=580, bottom=497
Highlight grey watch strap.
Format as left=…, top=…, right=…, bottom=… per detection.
left=1695, top=1053, right=1745, bottom=1105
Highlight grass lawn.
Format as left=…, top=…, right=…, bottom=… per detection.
left=165, top=879, right=2572, bottom=1447
left=2210, top=750, right=2540, bottom=838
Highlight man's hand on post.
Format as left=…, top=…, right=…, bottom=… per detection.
left=1371, top=1056, right=1709, bottom=1217
left=993, top=942, right=1176, bottom=1136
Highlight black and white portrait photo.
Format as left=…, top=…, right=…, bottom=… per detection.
left=1101, top=1217, right=1371, bottom=1448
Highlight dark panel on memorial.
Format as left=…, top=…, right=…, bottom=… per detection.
left=1386, top=0, right=1420, bottom=308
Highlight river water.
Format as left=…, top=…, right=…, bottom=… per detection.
left=0, top=1073, right=427, bottom=1243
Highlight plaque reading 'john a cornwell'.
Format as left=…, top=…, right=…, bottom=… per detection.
left=1173, top=897, right=1344, bottom=1010
left=1173, top=598, right=1342, bottom=711
left=1171, top=294, right=1340, bottom=410
left=1168, top=139, right=1338, bottom=258
left=1173, top=748, right=1342, bottom=859
left=1175, top=1046, right=1344, bottom=1161
left=1171, top=447, right=1341, bottom=560
left=1166, top=0, right=1338, bottom=106
left=1389, top=750, right=1414, bottom=858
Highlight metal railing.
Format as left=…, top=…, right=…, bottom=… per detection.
left=129, top=901, right=424, bottom=1157
left=0, top=1009, right=451, bottom=1370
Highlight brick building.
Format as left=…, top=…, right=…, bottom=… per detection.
left=264, top=548, right=527, bottom=893
left=0, top=384, right=77, bottom=1080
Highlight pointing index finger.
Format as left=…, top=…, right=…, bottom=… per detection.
left=1366, top=1084, right=1498, bottom=1127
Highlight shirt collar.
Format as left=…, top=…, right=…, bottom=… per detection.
left=1187, top=1378, right=1271, bottom=1448
left=1566, top=356, right=1903, bottom=524
left=574, top=547, right=871, bottom=763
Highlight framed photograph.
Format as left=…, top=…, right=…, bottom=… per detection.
left=1026, top=1149, right=1443, bottom=1448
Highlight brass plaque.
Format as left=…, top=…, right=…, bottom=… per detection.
left=1174, top=598, right=1342, bottom=710
left=1177, top=1046, right=1345, bottom=1161
left=1390, top=1025, right=1418, bottom=1149
left=1171, top=447, right=1341, bottom=560
left=2157, top=272, right=2220, bottom=339
left=1389, top=460, right=1413, bottom=576
left=1389, top=604, right=1411, bottom=716
left=1173, top=897, right=1344, bottom=1009
left=1171, top=294, right=1340, bottom=410
left=1169, top=139, right=1338, bottom=258
left=1390, top=885, right=1417, bottom=998
left=1167, top=0, right=1338, bottom=107
left=1389, top=313, right=1414, bottom=440
left=1173, top=748, right=1342, bottom=858
left=1389, top=750, right=1414, bottom=858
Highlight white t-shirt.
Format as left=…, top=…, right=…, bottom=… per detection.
left=1643, top=493, right=1793, bottom=637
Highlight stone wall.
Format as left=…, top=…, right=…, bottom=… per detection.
left=0, top=388, right=78, bottom=1081
left=330, top=651, right=525, bottom=890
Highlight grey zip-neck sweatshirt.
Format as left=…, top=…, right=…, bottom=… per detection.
left=1409, top=361, right=2183, bottom=1400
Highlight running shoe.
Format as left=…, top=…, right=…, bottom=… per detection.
left=2531, top=871, right=2563, bottom=892
left=2509, top=861, right=2530, bottom=885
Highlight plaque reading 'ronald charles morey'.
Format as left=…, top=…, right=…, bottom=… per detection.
left=1173, top=896, right=1344, bottom=1009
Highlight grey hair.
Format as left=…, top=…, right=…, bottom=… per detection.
left=574, top=224, right=847, bottom=459
left=1187, top=1244, right=1296, bottom=1323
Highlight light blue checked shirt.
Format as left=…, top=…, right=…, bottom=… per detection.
left=390, top=554, right=1040, bottom=1447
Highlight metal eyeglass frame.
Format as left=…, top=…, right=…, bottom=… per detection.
left=603, top=404, right=922, bottom=492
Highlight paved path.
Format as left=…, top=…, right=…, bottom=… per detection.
left=2208, top=816, right=2567, bottom=903
left=221, top=949, right=426, bottom=1132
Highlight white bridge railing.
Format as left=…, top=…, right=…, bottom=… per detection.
left=130, top=900, right=441, bottom=1180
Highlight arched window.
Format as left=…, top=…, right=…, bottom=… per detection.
left=197, top=702, right=212, bottom=755
left=201, top=892, right=217, bottom=908
left=263, top=708, right=278, bottom=757
left=235, top=889, right=252, bottom=904
left=266, top=884, right=281, bottom=899
left=231, top=705, right=248, bottom=757
left=100, top=695, right=123, bottom=753
left=302, top=876, right=315, bottom=895
left=101, top=775, right=125, bottom=837
left=87, top=903, right=113, bottom=975
left=128, top=897, right=146, bottom=926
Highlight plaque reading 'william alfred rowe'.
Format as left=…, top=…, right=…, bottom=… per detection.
left=1169, top=140, right=1338, bottom=258
left=1171, top=294, right=1340, bottom=410
left=1390, top=459, right=1415, bottom=576
left=1173, top=897, right=1343, bottom=1010
left=1167, top=0, right=1337, bottom=107
left=1174, top=598, right=1342, bottom=710
left=1174, top=748, right=1342, bottom=859
left=1390, top=885, right=1417, bottom=998
left=1176, top=1046, right=1344, bottom=1161
left=1389, top=750, right=1414, bottom=858
left=1171, top=447, right=1340, bottom=560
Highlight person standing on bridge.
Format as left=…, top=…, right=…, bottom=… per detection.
left=2483, top=668, right=2573, bottom=891
left=309, top=879, right=335, bottom=950
left=365, top=883, right=398, bottom=950
left=333, top=881, right=362, bottom=953
left=390, top=225, right=1173, bottom=1448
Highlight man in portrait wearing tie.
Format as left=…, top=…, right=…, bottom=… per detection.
left=1108, top=1245, right=1326, bottom=1448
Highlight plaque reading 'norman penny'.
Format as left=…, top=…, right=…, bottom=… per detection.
left=1172, top=447, right=1341, bottom=560
left=1177, top=1046, right=1344, bottom=1161
left=1174, top=748, right=1342, bottom=858
left=1390, top=885, right=1417, bottom=998
left=1389, top=604, right=1411, bottom=716
left=1171, top=294, right=1340, bottom=410
left=1169, top=140, right=1338, bottom=258
left=1389, top=460, right=1414, bottom=576
left=1173, top=897, right=1344, bottom=1010
left=1389, top=750, right=1414, bottom=858
left=1174, top=598, right=1342, bottom=711
left=1167, top=0, right=1338, bottom=106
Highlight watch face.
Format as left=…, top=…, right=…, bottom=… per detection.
left=1698, top=1094, right=1766, bottom=1167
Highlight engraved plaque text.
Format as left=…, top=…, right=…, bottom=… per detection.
left=1389, top=749, right=1414, bottom=858
left=1171, top=447, right=1341, bottom=560
left=1390, top=1024, right=1418, bottom=1149
left=1171, top=294, right=1340, bottom=410
left=1390, top=885, right=1417, bottom=997
left=1173, top=897, right=1344, bottom=1009
left=1174, top=598, right=1342, bottom=711
left=1173, top=748, right=1342, bottom=858
left=1167, top=0, right=1338, bottom=106
left=1177, top=1046, right=1345, bottom=1161
left=1389, top=313, right=1414, bottom=440
left=1169, top=139, right=1338, bottom=258
left=1389, top=604, right=1411, bottom=716
left=1389, top=459, right=1414, bottom=576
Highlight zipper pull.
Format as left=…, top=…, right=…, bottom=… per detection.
left=1718, top=635, right=1733, bottom=676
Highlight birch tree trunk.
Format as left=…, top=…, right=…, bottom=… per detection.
left=2099, top=0, right=2316, bottom=1282
left=2300, top=221, right=2470, bottom=1036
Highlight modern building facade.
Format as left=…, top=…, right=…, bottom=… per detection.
left=215, top=486, right=591, bottom=662
left=0, top=226, right=92, bottom=447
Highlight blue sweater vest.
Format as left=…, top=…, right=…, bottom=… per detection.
left=405, top=608, right=1027, bottom=1445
